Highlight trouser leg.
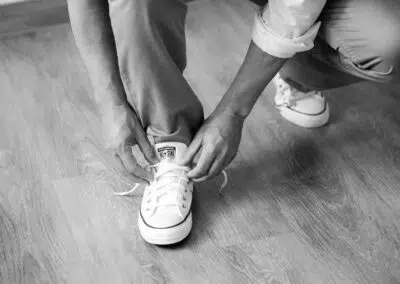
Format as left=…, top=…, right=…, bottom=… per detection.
left=108, top=0, right=204, bottom=145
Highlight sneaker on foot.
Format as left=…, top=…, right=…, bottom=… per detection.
left=113, top=141, right=228, bottom=245
left=273, top=73, right=329, bottom=128
left=138, top=142, right=192, bottom=245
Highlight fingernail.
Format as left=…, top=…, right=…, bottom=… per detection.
left=146, top=173, right=153, bottom=181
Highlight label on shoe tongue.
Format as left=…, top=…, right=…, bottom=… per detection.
left=157, top=146, right=176, bottom=160
left=155, top=142, right=187, bottom=162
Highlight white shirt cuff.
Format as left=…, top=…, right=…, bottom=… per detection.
left=251, top=9, right=321, bottom=58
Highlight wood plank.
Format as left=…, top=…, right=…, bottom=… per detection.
left=1, top=0, right=399, bottom=283
left=0, top=0, right=68, bottom=37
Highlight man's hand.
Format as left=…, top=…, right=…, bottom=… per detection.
left=177, top=42, right=287, bottom=183
left=101, top=103, right=159, bottom=184
left=68, top=0, right=159, bottom=184
left=179, top=108, right=245, bottom=182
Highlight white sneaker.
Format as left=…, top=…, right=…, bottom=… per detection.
left=138, top=142, right=192, bottom=245
left=113, top=141, right=228, bottom=245
left=273, top=73, right=329, bottom=128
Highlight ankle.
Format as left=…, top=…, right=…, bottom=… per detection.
left=281, top=76, right=317, bottom=93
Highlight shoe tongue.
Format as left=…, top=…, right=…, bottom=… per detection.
left=154, top=142, right=187, bottom=163
left=153, top=142, right=188, bottom=189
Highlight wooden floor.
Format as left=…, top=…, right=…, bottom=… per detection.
left=0, top=0, right=68, bottom=37
left=1, top=0, right=400, bottom=283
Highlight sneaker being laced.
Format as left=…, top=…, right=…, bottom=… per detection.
left=114, top=162, right=228, bottom=199
left=113, top=142, right=227, bottom=245
left=115, top=162, right=191, bottom=216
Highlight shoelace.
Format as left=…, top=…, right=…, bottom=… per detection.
left=114, top=163, right=228, bottom=198
left=275, top=77, right=319, bottom=107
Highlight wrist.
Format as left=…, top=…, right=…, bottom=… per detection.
left=215, top=99, right=249, bottom=121
left=216, top=87, right=256, bottom=120
left=224, top=105, right=250, bottom=120
left=214, top=41, right=287, bottom=121
left=227, top=103, right=251, bottom=119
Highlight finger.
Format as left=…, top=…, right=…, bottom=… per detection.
left=178, top=135, right=202, bottom=165
left=191, top=175, right=209, bottom=183
left=193, top=147, right=226, bottom=182
left=136, top=129, right=159, bottom=165
left=195, top=152, right=226, bottom=182
left=113, top=154, right=148, bottom=185
left=187, top=145, right=216, bottom=179
left=119, top=146, right=153, bottom=183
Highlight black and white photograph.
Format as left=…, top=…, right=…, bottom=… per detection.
left=1, top=0, right=400, bottom=283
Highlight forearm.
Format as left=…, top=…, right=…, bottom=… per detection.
left=217, top=41, right=287, bottom=119
left=67, top=0, right=127, bottom=107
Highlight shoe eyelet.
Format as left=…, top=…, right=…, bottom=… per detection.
left=182, top=205, right=186, bottom=208
left=184, top=189, right=188, bottom=193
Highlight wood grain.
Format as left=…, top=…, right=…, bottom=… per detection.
left=1, top=0, right=400, bottom=283
left=0, top=0, right=68, bottom=38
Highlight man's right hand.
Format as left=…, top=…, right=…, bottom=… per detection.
left=101, top=103, right=159, bottom=184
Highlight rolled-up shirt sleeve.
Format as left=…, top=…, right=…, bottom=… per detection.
left=252, top=0, right=327, bottom=58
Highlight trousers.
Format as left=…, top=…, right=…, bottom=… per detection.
left=107, top=0, right=400, bottom=144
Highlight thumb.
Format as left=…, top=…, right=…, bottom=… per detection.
left=136, top=128, right=159, bottom=164
left=178, top=135, right=202, bottom=166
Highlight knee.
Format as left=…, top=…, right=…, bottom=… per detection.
left=361, top=3, right=400, bottom=66
left=336, top=2, right=400, bottom=75
left=108, top=0, right=177, bottom=17
left=107, top=0, right=172, bottom=41
left=107, top=0, right=155, bottom=17
left=373, top=18, right=400, bottom=66
left=109, top=0, right=185, bottom=31
left=248, top=0, right=268, bottom=7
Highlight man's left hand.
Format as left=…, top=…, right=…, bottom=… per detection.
left=179, top=107, right=245, bottom=182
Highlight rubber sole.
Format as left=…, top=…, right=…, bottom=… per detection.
left=138, top=212, right=192, bottom=245
left=278, top=103, right=330, bottom=128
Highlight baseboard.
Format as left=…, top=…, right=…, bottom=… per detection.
left=0, top=0, right=69, bottom=37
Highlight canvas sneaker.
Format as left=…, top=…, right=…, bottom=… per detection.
left=138, top=142, right=192, bottom=245
left=114, top=141, right=228, bottom=245
left=273, top=73, right=329, bottom=128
